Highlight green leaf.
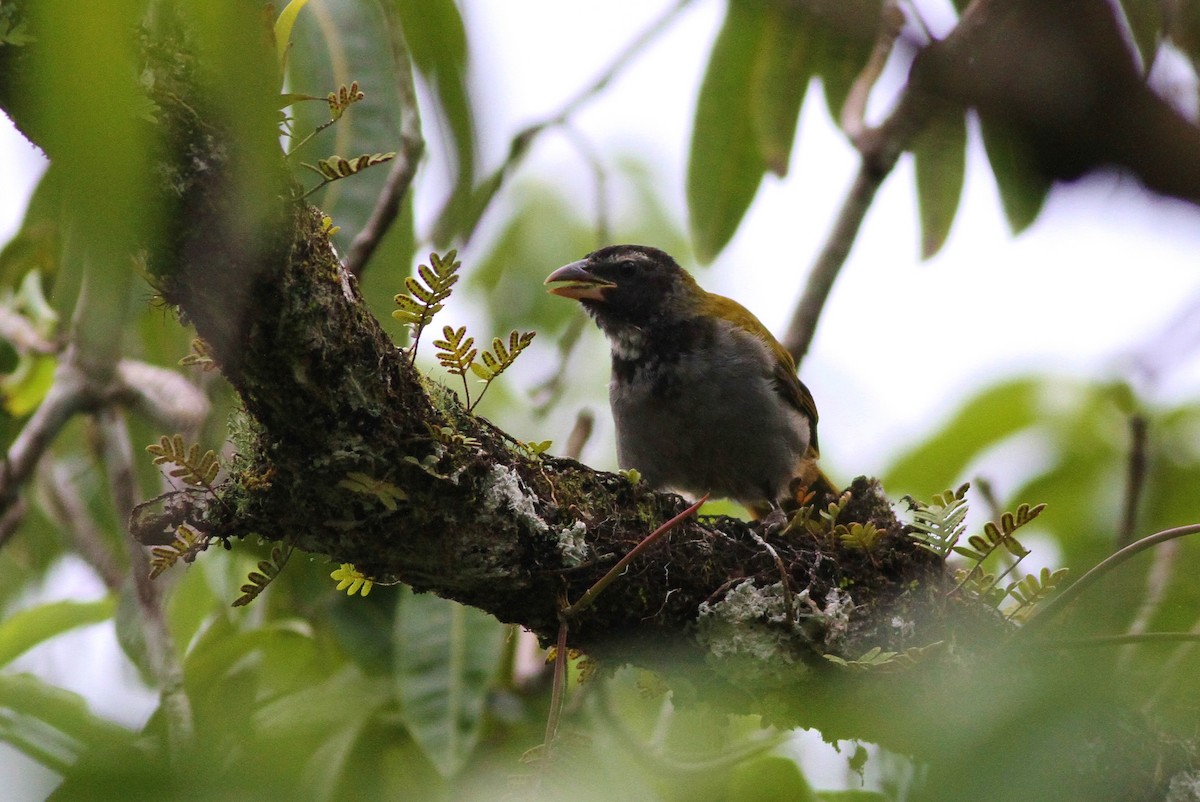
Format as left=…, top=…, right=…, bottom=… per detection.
left=394, top=587, right=505, bottom=777
left=1118, top=0, right=1162, bottom=71
left=0, top=598, right=114, bottom=668
left=2, top=353, right=56, bottom=417
left=811, top=12, right=877, bottom=122
left=287, top=0, right=409, bottom=257
left=912, top=106, right=966, bottom=258
left=687, top=0, right=770, bottom=262
left=751, top=8, right=813, bottom=176
left=979, top=117, right=1051, bottom=234
left=0, top=673, right=131, bottom=771
left=884, top=377, right=1043, bottom=495
left=729, top=755, right=817, bottom=802
left=395, top=0, right=477, bottom=241
left=273, top=0, right=312, bottom=70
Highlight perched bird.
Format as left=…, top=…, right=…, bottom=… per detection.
left=545, top=244, right=832, bottom=520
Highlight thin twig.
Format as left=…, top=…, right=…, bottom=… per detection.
left=782, top=2, right=940, bottom=365
left=450, top=0, right=694, bottom=248
left=563, top=409, right=595, bottom=461
left=548, top=0, right=694, bottom=127
left=1021, top=523, right=1200, bottom=637
left=0, top=354, right=91, bottom=514
left=38, top=461, right=125, bottom=591
left=781, top=163, right=883, bottom=364
left=841, top=0, right=906, bottom=146
left=343, top=2, right=425, bottom=278
left=561, top=495, right=706, bottom=619
left=98, top=409, right=194, bottom=753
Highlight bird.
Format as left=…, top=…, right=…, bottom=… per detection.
left=545, top=244, right=833, bottom=521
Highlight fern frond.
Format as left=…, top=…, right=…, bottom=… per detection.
left=426, top=423, right=480, bottom=448
left=906, top=483, right=970, bottom=558
left=326, top=81, right=364, bottom=120
left=1006, top=566, right=1069, bottom=622
left=434, top=325, right=477, bottom=406
left=466, top=329, right=535, bottom=411
left=331, top=563, right=373, bottom=597
left=950, top=500, right=1045, bottom=595
left=149, top=524, right=210, bottom=579
left=839, top=522, right=883, bottom=551
left=338, top=471, right=408, bottom=511
left=393, top=251, right=461, bottom=363
left=179, top=338, right=216, bottom=371
left=232, top=545, right=293, bottom=607
left=300, top=152, right=395, bottom=198
left=147, top=434, right=220, bottom=489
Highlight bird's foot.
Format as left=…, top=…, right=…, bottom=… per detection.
left=760, top=505, right=787, bottom=535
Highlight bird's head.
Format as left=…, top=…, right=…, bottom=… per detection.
left=544, top=245, right=703, bottom=329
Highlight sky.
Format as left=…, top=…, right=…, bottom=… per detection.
left=3, top=0, right=1200, bottom=795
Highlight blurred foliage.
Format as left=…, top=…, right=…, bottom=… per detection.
left=1, top=0, right=1200, bottom=800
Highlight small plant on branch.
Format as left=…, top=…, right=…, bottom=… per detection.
left=393, top=251, right=461, bottom=364
left=331, top=563, right=374, bottom=597
left=149, top=524, right=210, bottom=579
left=300, top=152, right=396, bottom=199
left=147, top=434, right=220, bottom=493
left=232, top=544, right=293, bottom=607
left=906, top=483, right=970, bottom=559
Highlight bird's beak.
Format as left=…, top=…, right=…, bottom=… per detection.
left=544, top=260, right=615, bottom=301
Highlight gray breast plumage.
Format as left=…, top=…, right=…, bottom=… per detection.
left=607, top=317, right=809, bottom=509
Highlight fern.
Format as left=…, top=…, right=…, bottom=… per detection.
left=427, top=423, right=480, bottom=448
left=784, top=490, right=851, bottom=538
left=824, top=641, right=944, bottom=672
left=906, top=483, right=970, bottom=558
left=1005, top=567, right=1069, bottom=622
left=301, top=152, right=395, bottom=198
left=468, top=330, right=536, bottom=410
left=326, top=81, right=364, bottom=120
left=331, top=563, right=373, bottom=597
left=839, top=522, right=883, bottom=554
left=149, top=524, right=210, bottom=579
left=393, top=251, right=461, bottom=364
left=338, top=471, right=407, bottom=511
left=232, top=544, right=293, bottom=607
left=434, top=325, right=478, bottom=407
left=147, top=435, right=220, bottom=490
left=179, top=337, right=216, bottom=371
left=951, top=502, right=1044, bottom=593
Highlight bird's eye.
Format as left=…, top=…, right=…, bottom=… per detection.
left=617, top=260, right=637, bottom=276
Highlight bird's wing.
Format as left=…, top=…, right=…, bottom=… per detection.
left=768, top=342, right=820, bottom=456
left=702, top=293, right=821, bottom=455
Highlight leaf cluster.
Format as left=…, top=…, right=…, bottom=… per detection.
left=338, top=471, right=408, bottom=511
left=232, top=544, right=293, bottom=607
left=906, top=483, right=970, bottom=559
left=393, top=250, right=461, bottom=363
left=330, top=562, right=373, bottom=597
left=824, top=641, right=944, bottom=673
left=148, top=524, right=210, bottom=579
left=146, top=434, right=220, bottom=490
left=301, top=152, right=396, bottom=198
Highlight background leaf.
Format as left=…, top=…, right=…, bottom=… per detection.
left=394, top=588, right=505, bottom=777
left=687, top=0, right=770, bottom=262
left=912, top=106, right=967, bottom=258
left=979, top=117, right=1052, bottom=234
left=0, top=598, right=114, bottom=668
